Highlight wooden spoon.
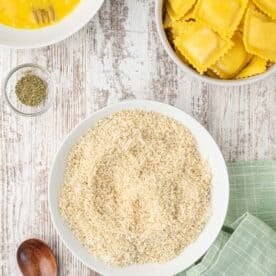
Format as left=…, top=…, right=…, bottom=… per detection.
left=17, top=238, right=57, bottom=276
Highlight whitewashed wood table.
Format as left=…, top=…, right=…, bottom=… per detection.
left=0, top=1, right=275, bottom=275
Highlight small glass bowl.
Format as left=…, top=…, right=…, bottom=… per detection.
left=3, top=63, right=55, bottom=116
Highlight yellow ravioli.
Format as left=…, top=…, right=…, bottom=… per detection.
left=182, top=5, right=196, bottom=21
left=253, top=0, right=276, bottom=19
left=175, top=48, right=189, bottom=64
left=164, top=12, right=173, bottom=29
left=167, top=0, right=196, bottom=20
left=171, top=21, right=191, bottom=38
left=174, top=22, right=233, bottom=74
left=194, top=0, right=248, bottom=38
left=236, top=56, right=267, bottom=78
left=164, top=4, right=195, bottom=29
left=211, top=33, right=251, bottom=79
left=244, top=7, right=276, bottom=62
left=206, top=69, right=218, bottom=78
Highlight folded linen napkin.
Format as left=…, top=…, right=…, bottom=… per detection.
left=179, top=160, right=276, bottom=276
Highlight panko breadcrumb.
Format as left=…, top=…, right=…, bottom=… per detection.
left=59, top=110, right=211, bottom=267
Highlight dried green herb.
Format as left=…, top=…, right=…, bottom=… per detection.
left=15, top=74, right=47, bottom=106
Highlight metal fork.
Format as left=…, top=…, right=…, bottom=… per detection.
left=32, top=6, right=56, bottom=25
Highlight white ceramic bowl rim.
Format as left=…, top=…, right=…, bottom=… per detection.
left=0, top=0, right=105, bottom=48
left=155, top=0, right=276, bottom=86
left=49, top=100, right=229, bottom=276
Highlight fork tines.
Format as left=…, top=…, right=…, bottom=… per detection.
left=33, top=6, right=56, bottom=24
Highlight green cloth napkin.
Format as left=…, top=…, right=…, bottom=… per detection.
left=178, top=160, right=276, bottom=276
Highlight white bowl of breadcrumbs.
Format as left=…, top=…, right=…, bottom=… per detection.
left=49, top=100, right=229, bottom=276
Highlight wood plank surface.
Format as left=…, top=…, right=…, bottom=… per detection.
left=0, top=0, right=275, bottom=275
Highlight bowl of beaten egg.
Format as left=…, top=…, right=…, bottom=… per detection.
left=0, top=0, right=105, bottom=48
left=156, top=0, right=276, bottom=85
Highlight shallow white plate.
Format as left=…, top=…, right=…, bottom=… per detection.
left=0, top=0, right=104, bottom=48
left=49, top=100, right=229, bottom=276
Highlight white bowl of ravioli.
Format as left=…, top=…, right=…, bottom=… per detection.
left=49, top=100, right=229, bottom=276
left=155, top=0, right=276, bottom=86
left=0, top=0, right=105, bottom=48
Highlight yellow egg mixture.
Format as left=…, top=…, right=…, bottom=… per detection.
left=0, top=0, right=80, bottom=29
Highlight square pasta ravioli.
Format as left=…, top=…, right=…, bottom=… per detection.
left=211, top=33, right=251, bottom=79
left=174, top=22, right=233, bottom=74
left=164, top=6, right=196, bottom=30
left=236, top=56, right=267, bottom=78
left=253, top=0, right=276, bottom=19
left=244, top=6, right=276, bottom=62
left=194, top=0, right=248, bottom=38
left=167, top=0, right=196, bottom=20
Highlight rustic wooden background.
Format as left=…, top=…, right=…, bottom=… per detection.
left=0, top=0, right=275, bottom=275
